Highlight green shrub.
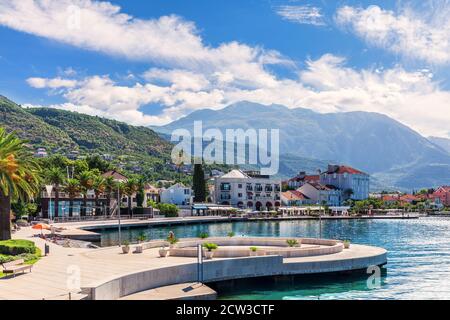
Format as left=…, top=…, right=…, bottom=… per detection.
left=198, top=232, right=209, bottom=239
left=136, top=231, right=148, bottom=243
left=286, top=239, right=299, bottom=247
left=0, top=254, right=16, bottom=264
left=0, top=247, right=41, bottom=264
left=203, top=243, right=218, bottom=251
left=0, top=240, right=37, bottom=255
left=227, top=232, right=235, bottom=238
left=158, top=203, right=179, bottom=217
left=249, top=247, right=258, bottom=252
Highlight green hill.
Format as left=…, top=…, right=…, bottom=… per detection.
left=0, top=96, right=176, bottom=179
left=0, top=95, right=75, bottom=150
left=27, top=107, right=172, bottom=157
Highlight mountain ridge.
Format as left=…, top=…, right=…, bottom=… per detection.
left=154, top=101, right=450, bottom=189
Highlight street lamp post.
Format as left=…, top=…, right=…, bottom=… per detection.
left=319, top=210, right=322, bottom=239
left=118, top=185, right=122, bottom=247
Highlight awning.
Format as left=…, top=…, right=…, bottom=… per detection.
left=192, top=205, right=208, bottom=210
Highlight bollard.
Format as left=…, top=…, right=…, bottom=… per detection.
left=45, top=244, right=50, bottom=256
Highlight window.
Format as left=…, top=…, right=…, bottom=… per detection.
left=238, top=184, right=243, bottom=189
left=221, top=183, right=231, bottom=191
left=238, top=193, right=243, bottom=198
left=184, top=189, right=190, bottom=195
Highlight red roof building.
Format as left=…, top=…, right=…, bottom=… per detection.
left=432, top=186, right=450, bottom=206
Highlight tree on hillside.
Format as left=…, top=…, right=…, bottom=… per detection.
left=87, top=155, right=111, bottom=172
left=0, top=128, right=41, bottom=240
left=193, top=163, right=206, bottom=203
left=45, top=167, right=66, bottom=218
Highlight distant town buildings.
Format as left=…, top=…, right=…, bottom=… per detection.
left=297, top=182, right=342, bottom=207
left=281, top=190, right=313, bottom=206
left=34, top=147, right=48, bottom=158
left=160, top=183, right=192, bottom=206
left=319, top=165, right=370, bottom=201
left=213, top=169, right=281, bottom=211
left=284, top=172, right=320, bottom=189
left=282, top=164, right=370, bottom=206
left=433, top=186, right=450, bottom=207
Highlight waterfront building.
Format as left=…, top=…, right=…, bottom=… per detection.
left=319, top=165, right=370, bottom=201
left=281, top=190, right=313, bottom=206
left=160, top=183, right=192, bottom=206
left=433, top=186, right=450, bottom=207
left=297, top=182, right=342, bottom=206
left=283, top=172, right=320, bottom=189
left=213, top=170, right=281, bottom=211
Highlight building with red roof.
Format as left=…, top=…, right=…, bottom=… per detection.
left=281, top=190, right=313, bottom=206
left=298, top=182, right=342, bottom=206
left=283, top=172, right=320, bottom=189
left=432, top=186, right=450, bottom=206
left=320, top=164, right=370, bottom=201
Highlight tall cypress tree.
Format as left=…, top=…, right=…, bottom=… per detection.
left=193, top=163, right=206, bottom=203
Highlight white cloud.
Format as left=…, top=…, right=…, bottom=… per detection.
left=27, top=77, right=78, bottom=88
left=25, top=54, right=450, bottom=138
left=336, top=3, right=450, bottom=65
left=0, top=0, right=288, bottom=89
left=276, top=5, right=326, bottom=26
left=2, top=0, right=449, bottom=138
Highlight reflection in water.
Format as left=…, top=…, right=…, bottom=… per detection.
left=95, top=217, right=450, bottom=300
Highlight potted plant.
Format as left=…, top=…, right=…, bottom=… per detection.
left=227, top=232, right=235, bottom=238
left=136, top=232, right=148, bottom=243
left=159, top=245, right=168, bottom=258
left=167, top=231, right=178, bottom=248
left=286, top=239, right=300, bottom=247
left=122, top=240, right=130, bottom=254
left=343, top=240, right=351, bottom=249
left=249, top=246, right=258, bottom=256
left=203, top=243, right=218, bottom=259
left=198, top=232, right=209, bottom=239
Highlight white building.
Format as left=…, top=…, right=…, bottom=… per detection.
left=319, top=165, right=370, bottom=201
left=160, top=183, right=192, bottom=206
left=34, top=148, right=48, bottom=158
left=298, top=182, right=342, bottom=207
left=214, top=170, right=281, bottom=211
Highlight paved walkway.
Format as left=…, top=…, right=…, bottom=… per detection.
left=1, top=225, right=386, bottom=300
left=1, top=227, right=196, bottom=300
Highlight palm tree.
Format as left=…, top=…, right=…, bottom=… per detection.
left=92, top=176, right=106, bottom=215
left=104, top=176, right=117, bottom=216
left=122, top=178, right=138, bottom=217
left=0, top=128, right=41, bottom=240
left=45, top=167, right=65, bottom=218
left=63, top=178, right=80, bottom=217
left=78, top=171, right=94, bottom=216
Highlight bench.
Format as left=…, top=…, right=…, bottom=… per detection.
left=1, top=259, right=32, bottom=277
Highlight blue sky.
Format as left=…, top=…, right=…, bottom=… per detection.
left=0, top=0, right=449, bottom=138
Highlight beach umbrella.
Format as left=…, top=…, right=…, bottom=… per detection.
left=32, top=223, right=51, bottom=235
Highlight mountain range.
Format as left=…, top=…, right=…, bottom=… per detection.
left=154, top=101, right=450, bottom=190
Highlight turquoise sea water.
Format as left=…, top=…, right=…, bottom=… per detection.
left=97, top=217, right=450, bottom=300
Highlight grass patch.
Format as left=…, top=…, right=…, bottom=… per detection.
left=0, top=244, right=41, bottom=279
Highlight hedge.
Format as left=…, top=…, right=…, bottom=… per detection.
left=0, top=240, right=37, bottom=255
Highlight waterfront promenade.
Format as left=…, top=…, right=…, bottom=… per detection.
left=1, top=221, right=387, bottom=300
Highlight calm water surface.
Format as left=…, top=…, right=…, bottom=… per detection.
left=97, top=217, right=450, bottom=300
